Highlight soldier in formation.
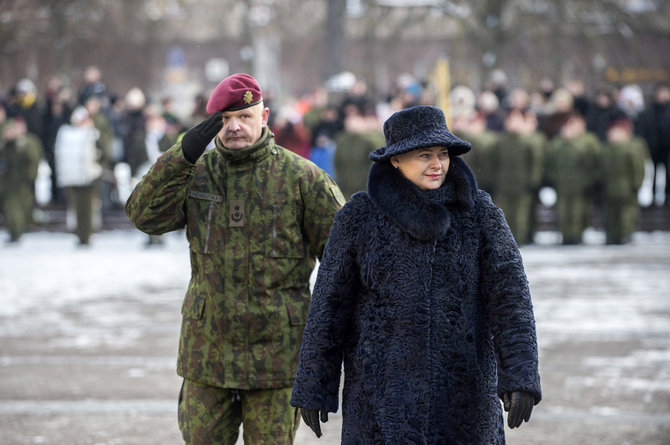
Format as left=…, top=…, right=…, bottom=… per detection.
left=0, top=113, right=43, bottom=243
left=600, top=118, right=648, bottom=244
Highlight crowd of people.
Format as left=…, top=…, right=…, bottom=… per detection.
left=1, top=65, right=669, bottom=245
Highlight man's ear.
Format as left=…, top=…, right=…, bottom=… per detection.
left=261, top=107, right=270, bottom=127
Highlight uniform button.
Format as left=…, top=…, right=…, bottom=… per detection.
left=271, top=148, right=278, bottom=155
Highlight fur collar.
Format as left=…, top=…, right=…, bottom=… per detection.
left=367, top=157, right=477, bottom=241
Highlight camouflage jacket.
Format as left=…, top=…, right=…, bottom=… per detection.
left=125, top=127, right=345, bottom=389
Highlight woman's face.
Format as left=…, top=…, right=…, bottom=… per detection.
left=391, top=146, right=450, bottom=190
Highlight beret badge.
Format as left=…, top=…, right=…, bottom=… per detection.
left=243, top=91, right=253, bottom=105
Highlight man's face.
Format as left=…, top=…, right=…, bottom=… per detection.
left=218, top=103, right=269, bottom=150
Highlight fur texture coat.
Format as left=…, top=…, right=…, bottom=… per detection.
left=291, top=157, right=541, bottom=444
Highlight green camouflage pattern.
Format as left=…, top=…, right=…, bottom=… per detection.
left=178, top=379, right=299, bottom=444
left=493, top=131, right=546, bottom=245
left=600, top=136, right=648, bottom=243
left=544, top=131, right=601, bottom=243
left=125, top=127, right=344, bottom=390
left=0, top=128, right=43, bottom=241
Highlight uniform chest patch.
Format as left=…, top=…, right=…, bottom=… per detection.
left=230, top=200, right=245, bottom=227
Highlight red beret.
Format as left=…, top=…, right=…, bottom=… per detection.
left=206, top=73, right=263, bottom=114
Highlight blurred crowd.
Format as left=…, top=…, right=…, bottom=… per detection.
left=1, top=65, right=669, bottom=246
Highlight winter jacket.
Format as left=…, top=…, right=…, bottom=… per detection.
left=291, top=157, right=541, bottom=444
left=54, top=124, right=102, bottom=187
left=126, top=127, right=345, bottom=389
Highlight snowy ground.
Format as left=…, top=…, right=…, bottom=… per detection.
left=1, top=228, right=669, bottom=444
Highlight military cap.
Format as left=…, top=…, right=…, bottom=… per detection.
left=206, top=73, right=263, bottom=114
left=370, top=105, right=471, bottom=162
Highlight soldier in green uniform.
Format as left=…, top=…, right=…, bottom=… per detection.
left=600, top=118, right=647, bottom=244
left=454, top=112, right=499, bottom=200
left=544, top=112, right=601, bottom=244
left=125, top=73, right=344, bottom=445
left=494, top=110, right=546, bottom=245
left=0, top=116, right=43, bottom=243
left=333, top=126, right=384, bottom=200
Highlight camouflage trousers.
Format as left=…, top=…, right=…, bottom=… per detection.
left=178, top=378, right=300, bottom=445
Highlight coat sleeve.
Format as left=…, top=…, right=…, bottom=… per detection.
left=477, top=191, right=542, bottom=404
left=125, top=142, right=194, bottom=235
left=291, top=198, right=362, bottom=413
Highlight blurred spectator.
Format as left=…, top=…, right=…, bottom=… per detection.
left=54, top=106, right=102, bottom=246
left=188, top=93, right=209, bottom=129
left=121, top=87, right=148, bottom=179
left=0, top=115, right=43, bottom=243
left=271, top=107, right=312, bottom=159
left=477, top=90, right=505, bottom=132
left=539, top=87, right=574, bottom=140
left=84, top=96, right=115, bottom=210
left=302, top=87, right=330, bottom=133
left=587, top=86, right=622, bottom=142
left=566, top=79, right=590, bottom=118
left=544, top=112, right=601, bottom=244
left=599, top=118, right=648, bottom=244
left=6, top=79, right=44, bottom=140
left=78, top=65, right=108, bottom=106
left=160, top=95, right=185, bottom=136
left=309, top=103, right=344, bottom=149
left=637, top=82, right=670, bottom=205
left=617, top=84, right=645, bottom=123
left=487, top=68, right=509, bottom=107
left=450, top=85, right=477, bottom=134
left=41, top=78, right=73, bottom=205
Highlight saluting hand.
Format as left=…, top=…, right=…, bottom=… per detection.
left=181, top=112, right=223, bottom=163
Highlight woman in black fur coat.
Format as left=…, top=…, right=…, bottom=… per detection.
left=291, top=105, right=541, bottom=444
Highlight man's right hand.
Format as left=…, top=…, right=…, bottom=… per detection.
left=181, top=112, right=222, bottom=163
left=300, top=408, right=328, bottom=438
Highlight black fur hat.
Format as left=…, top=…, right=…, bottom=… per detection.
left=370, top=105, right=471, bottom=162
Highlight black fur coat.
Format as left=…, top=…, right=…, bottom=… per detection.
left=291, top=158, right=541, bottom=444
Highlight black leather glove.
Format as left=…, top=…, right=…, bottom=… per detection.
left=181, top=112, right=222, bottom=163
left=503, top=391, right=535, bottom=428
left=300, top=408, right=329, bottom=438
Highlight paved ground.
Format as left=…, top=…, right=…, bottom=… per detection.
left=0, top=228, right=669, bottom=444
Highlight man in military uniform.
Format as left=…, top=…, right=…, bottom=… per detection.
left=0, top=116, right=43, bottom=243
left=544, top=112, right=601, bottom=244
left=494, top=109, right=545, bottom=245
left=125, top=73, right=345, bottom=444
left=600, top=118, right=647, bottom=244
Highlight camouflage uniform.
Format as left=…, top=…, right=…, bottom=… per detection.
left=493, top=131, right=545, bottom=245
left=125, top=126, right=344, bottom=443
left=600, top=136, right=647, bottom=244
left=545, top=132, right=601, bottom=244
left=0, top=124, right=43, bottom=242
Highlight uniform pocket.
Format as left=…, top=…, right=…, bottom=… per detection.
left=181, top=289, right=206, bottom=320
left=286, top=301, right=307, bottom=326
left=185, top=190, right=223, bottom=254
